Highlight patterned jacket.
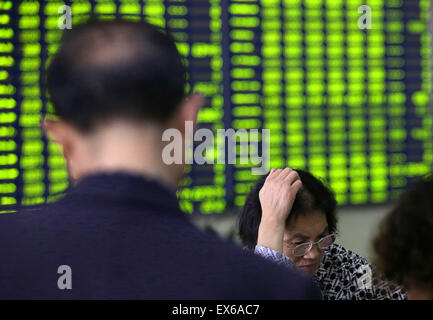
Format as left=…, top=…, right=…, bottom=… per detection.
left=254, top=243, right=407, bottom=300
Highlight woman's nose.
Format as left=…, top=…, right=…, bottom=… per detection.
left=304, top=244, right=320, bottom=259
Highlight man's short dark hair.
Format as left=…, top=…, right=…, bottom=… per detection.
left=238, top=169, right=338, bottom=250
left=46, top=18, right=187, bottom=132
left=373, top=174, right=433, bottom=292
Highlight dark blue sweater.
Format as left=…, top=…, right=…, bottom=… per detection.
left=0, top=172, right=321, bottom=299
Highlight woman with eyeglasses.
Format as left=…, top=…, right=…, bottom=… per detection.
left=238, top=168, right=406, bottom=300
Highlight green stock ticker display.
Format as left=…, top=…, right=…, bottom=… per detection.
left=0, top=0, right=432, bottom=214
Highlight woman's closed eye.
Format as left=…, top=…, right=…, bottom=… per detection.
left=293, top=241, right=305, bottom=246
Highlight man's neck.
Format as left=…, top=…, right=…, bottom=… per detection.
left=72, top=121, right=180, bottom=192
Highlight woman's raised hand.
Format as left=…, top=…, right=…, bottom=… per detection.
left=257, top=168, right=302, bottom=253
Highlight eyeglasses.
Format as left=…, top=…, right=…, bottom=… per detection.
left=287, top=233, right=336, bottom=257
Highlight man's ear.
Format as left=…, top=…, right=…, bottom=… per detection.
left=42, top=117, right=66, bottom=144
left=41, top=117, right=81, bottom=180
left=174, top=92, right=205, bottom=133
left=41, top=117, right=74, bottom=158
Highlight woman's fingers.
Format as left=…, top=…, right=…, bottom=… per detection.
left=265, top=168, right=275, bottom=182
left=291, top=179, right=303, bottom=196
left=284, top=170, right=301, bottom=186
left=269, top=168, right=300, bottom=186
left=258, top=167, right=303, bottom=230
left=268, top=167, right=291, bottom=181
left=277, top=168, right=293, bottom=181
left=274, top=168, right=283, bottom=178
left=263, top=168, right=302, bottom=201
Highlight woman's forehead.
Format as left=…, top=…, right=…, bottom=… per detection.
left=284, top=210, right=328, bottom=238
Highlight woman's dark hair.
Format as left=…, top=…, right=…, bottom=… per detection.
left=46, top=18, right=187, bottom=132
left=373, top=174, right=433, bottom=292
left=238, top=169, right=338, bottom=250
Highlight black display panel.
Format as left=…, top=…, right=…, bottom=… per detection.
left=0, top=0, right=431, bottom=214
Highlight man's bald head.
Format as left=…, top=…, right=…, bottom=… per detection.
left=46, top=18, right=187, bottom=132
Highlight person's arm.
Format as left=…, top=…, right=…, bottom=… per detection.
left=254, top=244, right=294, bottom=268
left=256, top=168, right=302, bottom=253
